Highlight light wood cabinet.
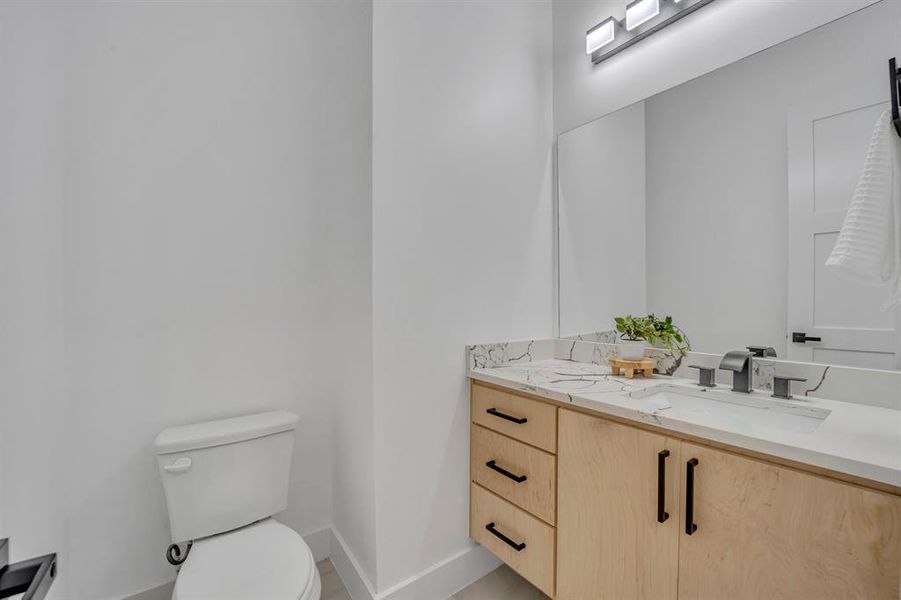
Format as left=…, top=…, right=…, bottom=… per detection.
left=470, top=383, right=559, bottom=596
left=677, top=441, right=901, bottom=600
left=556, top=409, right=680, bottom=600
left=469, top=382, right=901, bottom=599
left=471, top=424, right=556, bottom=525
left=470, top=483, right=556, bottom=597
left=472, top=383, right=557, bottom=453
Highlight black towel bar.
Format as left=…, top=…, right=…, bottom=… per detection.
left=890, top=58, right=901, bottom=137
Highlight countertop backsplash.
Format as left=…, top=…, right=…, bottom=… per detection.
left=468, top=338, right=901, bottom=410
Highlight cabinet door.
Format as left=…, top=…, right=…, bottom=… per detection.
left=557, top=409, right=679, bottom=600
left=678, top=442, right=901, bottom=600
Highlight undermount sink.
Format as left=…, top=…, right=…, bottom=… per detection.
left=630, top=386, right=831, bottom=434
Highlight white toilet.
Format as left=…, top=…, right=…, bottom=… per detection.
left=154, top=410, right=321, bottom=600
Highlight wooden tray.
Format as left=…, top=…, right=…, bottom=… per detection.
left=608, top=357, right=656, bottom=379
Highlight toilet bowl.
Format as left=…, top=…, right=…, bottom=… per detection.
left=172, top=519, right=320, bottom=600
left=154, top=410, right=320, bottom=600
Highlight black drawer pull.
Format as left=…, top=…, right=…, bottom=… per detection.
left=485, top=522, right=526, bottom=551
left=685, top=458, right=699, bottom=535
left=486, top=408, right=528, bottom=424
left=657, top=450, right=670, bottom=523
left=486, top=460, right=528, bottom=483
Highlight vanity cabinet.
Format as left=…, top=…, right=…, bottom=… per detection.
left=469, top=383, right=557, bottom=596
left=556, top=409, right=901, bottom=600
left=557, top=409, right=679, bottom=600
left=470, top=381, right=901, bottom=600
left=677, top=441, right=901, bottom=599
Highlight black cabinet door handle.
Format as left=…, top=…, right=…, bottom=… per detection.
left=486, top=408, right=528, bottom=425
left=657, top=450, right=670, bottom=523
left=485, top=522, right=526, bottom=551
left=486, top=460, right=528, bottom=483
left=685, top=458, right=699, bottom=535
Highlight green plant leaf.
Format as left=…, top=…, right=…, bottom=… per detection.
left=612, top=313, right=691, bottom=356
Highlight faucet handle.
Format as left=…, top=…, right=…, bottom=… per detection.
left=688, top=365, right=716, bottom=388
left=772, top=375, right=807, bottom=400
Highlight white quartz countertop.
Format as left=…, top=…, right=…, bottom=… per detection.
left=470, top=359, right=901, bottom=488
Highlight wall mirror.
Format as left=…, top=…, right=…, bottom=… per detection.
left=557, top=0, right=901, bottom=370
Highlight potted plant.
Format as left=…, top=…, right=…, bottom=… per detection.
left=644, top=314, right=691, bottom=375
left=614, top=314, right=691, bottom=371
left=613, top=315, right=652, bottom=359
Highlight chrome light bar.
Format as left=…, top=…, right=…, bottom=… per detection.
left=588, top=0, right=717, bottom=65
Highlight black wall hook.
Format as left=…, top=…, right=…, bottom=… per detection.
left=890, top=58, right=901, bottom=137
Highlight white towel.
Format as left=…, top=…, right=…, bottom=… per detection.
left=825, top=109, right=901, bottom=311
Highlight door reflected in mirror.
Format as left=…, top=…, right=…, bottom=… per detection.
left=557, top=0, right=901, bottom=370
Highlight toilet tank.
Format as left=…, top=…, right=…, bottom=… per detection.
left=154, top=410, right=299, bottom=543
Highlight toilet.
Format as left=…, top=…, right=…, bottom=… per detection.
left=154, top=410, right=321, bottom=600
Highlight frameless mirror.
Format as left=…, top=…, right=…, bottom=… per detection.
left=557, top=0, right=901, bottom=370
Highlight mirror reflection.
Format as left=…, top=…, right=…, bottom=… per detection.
left=558, top=0, right=901, bottom=370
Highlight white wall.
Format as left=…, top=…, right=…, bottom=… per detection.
left=0, top=1, right=371, bottom=598
left=371, top=0, right=554, bottom=591
left=0, top=4, right=69, bottom=597
left=558, top=101, right=646, bottom=336
left=553, top=0, right=883, bottom=135
left=330, top=0, right=379, bottom=591
left=645, top=0, right=900, bottom=356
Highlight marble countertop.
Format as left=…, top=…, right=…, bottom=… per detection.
left=470, top=359, right=901, bottom=488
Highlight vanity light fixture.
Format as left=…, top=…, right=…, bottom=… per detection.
left=586, top=17, right=617, bottom=54
left=625, top=0, right=659, bottom=31
left=587, top=0, right=717, bottom=64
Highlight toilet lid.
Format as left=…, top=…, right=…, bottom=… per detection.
left=174, top=518, right=316, bottom=600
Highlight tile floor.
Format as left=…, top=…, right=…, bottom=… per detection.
left=317, top=559, right=549, bottom=600
left=319, top=558, right=352, bottom=600
left=448, top=564, right=550, bottom=599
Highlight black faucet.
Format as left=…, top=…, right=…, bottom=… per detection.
left=719, top=350, right=753, bottom=393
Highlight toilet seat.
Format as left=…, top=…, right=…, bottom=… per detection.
left=172, top=518, right=321, bottom=600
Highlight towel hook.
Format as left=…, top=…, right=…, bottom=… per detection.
left=890, top=58, right=901, bottom=137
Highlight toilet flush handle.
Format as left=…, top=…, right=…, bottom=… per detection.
left=163, top=457, right=192, bottom=473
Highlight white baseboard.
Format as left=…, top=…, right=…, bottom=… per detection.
left=329, top=527, right=379, bottom=600
left=373, top=544, right=501, bottom=600
left=329, top=526, right=501, bottom=600
left=125, top=525, right=499, bottom=600
left=303, top=525, right=333, bottom=562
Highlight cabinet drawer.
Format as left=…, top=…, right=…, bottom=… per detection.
left=471, top=424, right=556, bottom=525
left=472, top=383, right=556, bottom=453
left=470, top=483, right=555, bottom=597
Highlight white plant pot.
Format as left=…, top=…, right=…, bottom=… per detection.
left=618, top=340, right=648, bottom=360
